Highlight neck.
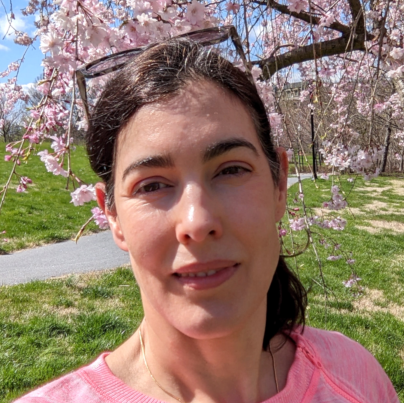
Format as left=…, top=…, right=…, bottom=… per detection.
left=106, top=299, right=295, bottom=403
left=137, top=301, right=280, bottom=403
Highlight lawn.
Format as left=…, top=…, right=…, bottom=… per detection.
left=0, top=171, right=403, bottom=401
left=287, top=175, right=404, bottom=400
left=0, top=142, right=101, bottom=254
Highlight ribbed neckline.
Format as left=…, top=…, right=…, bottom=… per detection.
left=78, top=330, right=318, bottom=403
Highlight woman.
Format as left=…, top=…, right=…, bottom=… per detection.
left=16, top=33, right=399, bottom=403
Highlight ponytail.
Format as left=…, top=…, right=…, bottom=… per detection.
left=263, top=257, right=307, bottom=349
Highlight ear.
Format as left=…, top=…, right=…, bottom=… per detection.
left=95, top=182, right=129, bottom=252
left=274, top=147, right=289, bottom=222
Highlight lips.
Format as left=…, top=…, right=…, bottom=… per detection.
left=173, top=261, right=239, bottom=290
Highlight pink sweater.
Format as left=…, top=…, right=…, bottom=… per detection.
left=14, top=326, right=399, bottom=402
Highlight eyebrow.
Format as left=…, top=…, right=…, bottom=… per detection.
left=122, top=155, right=174, bottom=181
left=121, top=137, right=259, bottom=181
left=203, top=138, right=259, bottom=162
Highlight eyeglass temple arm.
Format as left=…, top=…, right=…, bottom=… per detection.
left=76, top=70, right=91, bottom=123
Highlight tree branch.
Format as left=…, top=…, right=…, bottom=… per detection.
left=252, top=0, right=351, bottom=35
left=346, top=0, right=365, bottom=34
left=256, top=33, right=374, bottom=77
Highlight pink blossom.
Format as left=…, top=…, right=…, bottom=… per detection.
left=323, top=186, right=347, bottom=210
left=286, top=149, right=294, bottom=161
left=327, top=255, right=342, bottom=261
left=136, top=13, right=155, bottom=34
left=14, top=32, right=33, bottom=45
left=91, top=207, right=110, bottom=229
left=4, top=155, right=12, bottom=162
left=28, top=133, right=40, bottom=143
left=225, top=2, right=240, bottom=13
left=20, top=176, right=32, bottom=186
left=343, top=275, right=361, bottom=288
left=346, top=259, right=355, bottom=264
left=268, top=113, right=282, bottom=129
left=320, top=173, right=329, bottom=180
left=278, top=228, right=287, bottom=237
left=319, top=12, right=334, bottom=27
left=16, top=185, right=26, bottom=193
left=373, top=103, right=385, bottom=113
left=71, top=185, right=96, bottom=206
left=288, top=0, right=307, bottom=13
left=38, top=150, right=68, bottom=177
left=329, top=217, right=346, bottom=230
left=50, top=135, right=69, bottom=153
left=390, top=47, right=404, bottom=60
left=251, top=66, right=262, bottom=81
left=289, top=217, right=306, bottom=231
left=40, top=29, right=63, bottom=54
left=185, top=0, right=205, bottom=25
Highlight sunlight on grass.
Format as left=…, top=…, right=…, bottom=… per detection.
left=286, top=175, right=404, bottom=400
left=0, top=143, right=101, bottom=254
left=0, top=268, right=142, bottom=402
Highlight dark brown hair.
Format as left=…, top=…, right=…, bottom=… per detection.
left=86, top=39, right=306, bottom=349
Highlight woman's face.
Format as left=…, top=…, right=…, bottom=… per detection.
left=100, top=81, right=288, bottom=339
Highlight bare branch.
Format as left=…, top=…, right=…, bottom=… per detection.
left=253, top=0, right=351, bottom=35
left=256, top=33, right=374, bottom=77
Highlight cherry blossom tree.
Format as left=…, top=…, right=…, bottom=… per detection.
left=1, top=0, right=403, bottom=288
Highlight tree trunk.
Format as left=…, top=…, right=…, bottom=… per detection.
left=381, top=119, right=392, bottom=173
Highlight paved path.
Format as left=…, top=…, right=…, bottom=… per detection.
left=0, top=175, right=311, bottom=286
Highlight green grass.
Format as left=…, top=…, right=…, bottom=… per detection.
left=0, top=173, right=403, bottom=401
left=0, top=268, right=142, bottom=402
left=286, top=175, right=404, bottom=400
left=0, top=142, right=101, bottom=254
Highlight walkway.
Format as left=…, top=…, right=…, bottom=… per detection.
left=0, top=175, right=311, bottom=285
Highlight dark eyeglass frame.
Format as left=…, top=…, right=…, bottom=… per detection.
left=75, top=25, right=253, bottom=121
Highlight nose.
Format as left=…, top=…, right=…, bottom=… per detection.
left=175, top=183, right=223, bottom=244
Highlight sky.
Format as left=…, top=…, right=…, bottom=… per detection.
left=0, top=0, right=44, bottom=85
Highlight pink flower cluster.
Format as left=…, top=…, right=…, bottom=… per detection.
left=91, top=207, right=109, bottom=229
left=70, top=185, right=96, bottom=206
left=289, top=217, right=306, bottom=231
left=309, top=216, right=347, bottom=231
left=16, top=176, right=33, bottom=193
left=322, top=185, right=347, bottom=210
left=343, top=274, right=361, bottom=288
left=38, top=150, right=68, bottom=177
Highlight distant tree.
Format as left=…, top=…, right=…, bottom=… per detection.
left=0, top=95, right=26, bottom=143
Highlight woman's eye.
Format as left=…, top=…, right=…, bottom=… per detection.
left=136, top=182, right=170, bottom=194
left=219, top=166, right=250, bottom=176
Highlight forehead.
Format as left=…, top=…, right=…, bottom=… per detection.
left=116, top=81, right=260, bottom=155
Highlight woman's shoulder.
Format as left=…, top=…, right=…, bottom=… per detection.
left=12, top=354, right=109, bottom=403
left=293, top=326, right=399, bottom=402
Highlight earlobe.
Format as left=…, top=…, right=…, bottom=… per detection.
left=95, top=182, right=129, bottom=252
left=274, top=147, right=289, bottom=222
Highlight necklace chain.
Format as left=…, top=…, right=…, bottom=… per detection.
left=139, top=326, right=185, bottom=403
left=139, top=325, right=279, bottom=403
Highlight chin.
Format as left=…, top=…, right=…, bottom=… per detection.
left=164, top=300, right=258, bottom=341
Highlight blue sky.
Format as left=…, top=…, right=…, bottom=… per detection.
left=0, top=0, right=44, bottom=85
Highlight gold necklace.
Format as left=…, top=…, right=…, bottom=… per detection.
left=139, top=326, right=185, bottom=403
left=268, top=344, right=280, bottom=394
left=139, top=326, right=279, bottom=403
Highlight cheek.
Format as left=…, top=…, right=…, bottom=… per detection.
left=118, top=204, right=176, bottom=274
